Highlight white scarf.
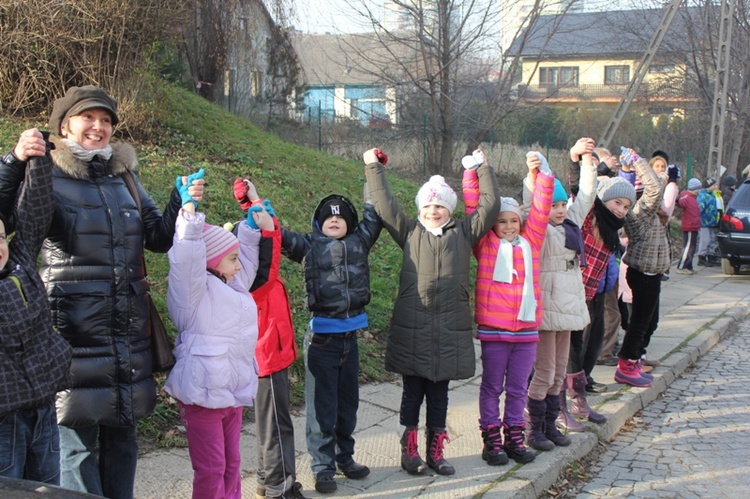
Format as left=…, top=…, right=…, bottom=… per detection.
left=62, top=138, right=113, bottom=162
left=493, top=235, right=536, bottom=322
left=419, top=218, right=450, bottom=236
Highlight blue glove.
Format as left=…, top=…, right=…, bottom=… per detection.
left=175, top=168, right=205, bottom=206
left=245, top=205, right=263, bottom=229
left=262, top=199, right=276, bottom=218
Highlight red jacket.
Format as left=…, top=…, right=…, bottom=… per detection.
left=250, top=219, right=299, bottom=376
left=677, top=190, right=701, bottom=232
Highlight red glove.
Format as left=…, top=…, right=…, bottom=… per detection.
left=374, top=148, right=389, bottom=165
left=233, top=178, right=252, bottom=210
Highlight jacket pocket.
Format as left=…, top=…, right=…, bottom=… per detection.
left=189, top=343, right=231, bottom=390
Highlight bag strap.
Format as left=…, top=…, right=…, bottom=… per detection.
left=122, top=171, right=149, bottom=275
left=123, top=171, right=142, bottom=217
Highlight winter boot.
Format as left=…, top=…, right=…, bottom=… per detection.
left=567, top=371, right=607, bottom=424
left=526, top=398, right=554, bottom=451
left=615, top=358, right=652, bottom=387
left=400, top=426, right=427, bottom=475
left=543, top=394, right=572, bottom=447
left=502, top=423, right=535, bottom=463
left=425, top=428, right=455, bottom=475
left=480, top=424, right=509, bottom=465
left=555, top=380, right=585, bottom=433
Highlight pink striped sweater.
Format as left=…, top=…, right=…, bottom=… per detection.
left=463, top=168, right=553, bottom=342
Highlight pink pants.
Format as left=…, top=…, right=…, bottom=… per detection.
left=179, top=402, right=243, bottom=499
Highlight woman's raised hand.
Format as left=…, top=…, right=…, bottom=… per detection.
left=13, top=128, right=46, bottom=162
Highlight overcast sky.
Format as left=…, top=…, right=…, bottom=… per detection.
left=290, top=0, right=666, bottom=34
left=292, top=0, right=376, bottom=34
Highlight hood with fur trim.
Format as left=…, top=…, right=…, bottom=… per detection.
left=50, top=135, right=138, bottom=179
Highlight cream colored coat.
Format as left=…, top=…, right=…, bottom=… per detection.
left=523, top=160, right=596, bottom=332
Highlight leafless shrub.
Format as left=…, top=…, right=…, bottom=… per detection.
left=0, top=0, right=185, bottom=130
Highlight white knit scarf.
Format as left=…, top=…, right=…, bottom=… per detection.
left=493, top=235, right=536, bottom=322
left=62, top=138, right=113, bottom=162
left=419, top=218, right=450, bottom=236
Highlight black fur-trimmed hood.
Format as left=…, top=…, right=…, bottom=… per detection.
left=50, top=135, right=138, bottom=179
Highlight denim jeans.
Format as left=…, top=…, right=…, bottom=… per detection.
left=303, top=328, right=360, bottom=477
left=59, top=423, right=138, bottom=499
left=0, top=401, right=60, bottom=484
left=400, top=375, right=449, bottom=429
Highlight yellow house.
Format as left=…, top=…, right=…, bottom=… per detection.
left=508, top=7, right=700, bottom=115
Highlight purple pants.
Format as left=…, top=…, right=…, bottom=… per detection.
left=179, top=403, right=243, bottom=499
left=478, top=341, right=536, bottom=428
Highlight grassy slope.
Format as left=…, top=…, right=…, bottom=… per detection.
left=0, top=85, right=418, bottom=446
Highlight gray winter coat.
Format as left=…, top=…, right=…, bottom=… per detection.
left=365, top=162, right=500, bottom=381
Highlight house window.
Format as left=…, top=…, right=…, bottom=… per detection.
left=539, top=67, right=579, bottom=87
left=605, top=65, right=630, bottom=85
left=251, top=71, right=261, bottom=98
left=649, top=64, right=676, bottom=74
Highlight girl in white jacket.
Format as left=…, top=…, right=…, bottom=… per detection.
left=165, top=172, right=271, bottom=499
left=525, top=138, right=597, bottom=450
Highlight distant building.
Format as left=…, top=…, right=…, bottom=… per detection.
left=500, top=0, right=585, bottom=53
left=291, top=32, right=412, bottom=126
left=507, top=7, right=704, bottom=116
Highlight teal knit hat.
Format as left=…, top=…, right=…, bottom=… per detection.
left=553, top=179, right=568, bottom=203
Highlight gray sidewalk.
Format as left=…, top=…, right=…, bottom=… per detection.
left=134, top=264, right=750, bottom=498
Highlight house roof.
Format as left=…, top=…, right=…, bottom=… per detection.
left=292, top=31, right=417, bottom=86
left=508, top=7, right=707, bottom=59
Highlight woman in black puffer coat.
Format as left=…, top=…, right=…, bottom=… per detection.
left=0, top=85, right=204, bottom=499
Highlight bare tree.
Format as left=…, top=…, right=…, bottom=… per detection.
left=331, top=0, right=559, bottom=174
left=595, top=0, right=750, bottom=177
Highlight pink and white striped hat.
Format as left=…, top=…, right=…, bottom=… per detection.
left=203, top=224, right=239, bottom=270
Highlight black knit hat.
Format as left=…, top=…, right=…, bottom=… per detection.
left=49, top=85, right=119, bottom=135
left=316, top=197, right=356, bottom=234
left=651, top=150, right=669, bottom=164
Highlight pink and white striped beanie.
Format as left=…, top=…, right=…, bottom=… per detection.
left=203, top=224, right=239, bottom=270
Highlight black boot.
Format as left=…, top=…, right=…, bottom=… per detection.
left=502, top=423, right=535, bottom=463
left=425, top=428, right=455, bottom=475
left=480, top=424, right=509, bottom=465
left=526, top=398, right=554, bottom=451
left=697, top=255, right=707, bottom=266
left=400, top=426, right=427, bottom=475
left=567, top=371, right=607, bottom=424
left=543, top=394, right=572, bottom=446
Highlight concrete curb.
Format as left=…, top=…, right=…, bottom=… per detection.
left=482, top=302, right=750, bottom=498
